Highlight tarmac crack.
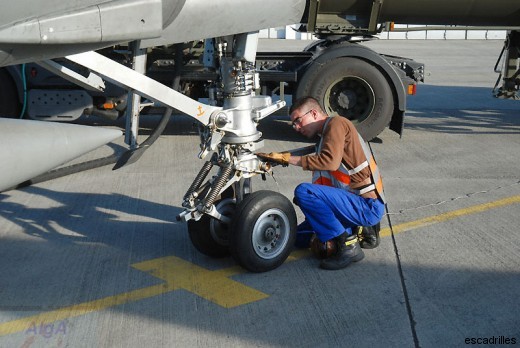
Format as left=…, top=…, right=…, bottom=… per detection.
left=385, top=205, right=421, bottom=348
left=386, top=180, right=520, bottom=216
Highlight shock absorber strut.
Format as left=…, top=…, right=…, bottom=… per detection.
left=203, top=165, right=234, bottom=211
left=182, top=160, right=213, bottom=204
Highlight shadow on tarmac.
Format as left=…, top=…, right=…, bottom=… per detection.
left=0, top=186, right=183, bottom=256
left=406, top=85, right=520, bottom=135
left=0, top=185, right=519, bottom=347
left=1, top=83, right=519, bottom=346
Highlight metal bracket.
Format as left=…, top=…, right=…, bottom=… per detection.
left=125, top=41, right=147, bottom=148
left=252, top=100, right=286, bottom=122
left=369, top=0, right=384, bottom=33
left=204, top=204, right=231, bottom=224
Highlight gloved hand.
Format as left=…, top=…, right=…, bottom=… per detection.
left=256, top=152, right=291, bottom=166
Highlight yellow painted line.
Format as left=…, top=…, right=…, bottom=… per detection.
left=0, top=283, right=170, bottom=336
left=380, top=195, right=520, bottom=237
left=1, top=195, right=518, bottom=337
left=131, top=256, right=269, bottom=308
left=0, top=256, right=271, bottom=337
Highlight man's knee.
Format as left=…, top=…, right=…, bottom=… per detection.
left=294, top=183, right=313, bottom=199
left=294, top=183, right=322, bottom=211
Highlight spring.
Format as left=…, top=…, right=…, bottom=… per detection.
left=183, top=161, right=213, bottom=201
left=203, top=165, right=233, bottom=210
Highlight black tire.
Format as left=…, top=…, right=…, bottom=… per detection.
left=296, top=57, right=394, bottom=140
left=229, top=190, right=297, bottom=273
left=0, top=68, right=21, bottom=118
left=187, top=195, right=235, bottom=258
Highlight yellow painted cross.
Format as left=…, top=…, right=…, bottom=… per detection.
left=0, top=195, right=517, bottom=337
left=131, top=256, right=269, bottom=308
left=0, top=254, right=284, bottom=337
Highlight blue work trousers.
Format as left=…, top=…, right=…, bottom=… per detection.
left=294, top=183, right=385, bottom=243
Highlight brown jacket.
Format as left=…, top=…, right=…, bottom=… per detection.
left=301, top=117, right=371, bottom=187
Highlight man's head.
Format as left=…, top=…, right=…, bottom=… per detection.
left=289, top=97, right=328, bottom=138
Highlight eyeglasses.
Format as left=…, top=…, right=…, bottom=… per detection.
left=291, top=109, right=313, bottom=129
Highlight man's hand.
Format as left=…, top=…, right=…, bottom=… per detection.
left=256, top=152, right=291, bottom=167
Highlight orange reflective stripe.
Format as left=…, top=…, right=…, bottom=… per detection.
left=330, top=170, right=351, bottom=185
left=369, top=156, right=377, bottom=173
left=375, top=177, right=384, bottom=193
left=368, top=156, right=386, bottom=197
left=313, top=176, right=333, bottom=186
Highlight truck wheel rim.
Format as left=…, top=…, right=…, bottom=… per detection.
left=251, top=208, right=290, bottom=259
left=324, top=76, right=375, bottom=123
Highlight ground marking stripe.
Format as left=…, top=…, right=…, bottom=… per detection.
left=131, top=256, right=269, bottom=308
left=1, top=195, right=518, bottom=336
left=0, top=284, right=169, bottom=336
left=380, top=195, right=520, bottom=237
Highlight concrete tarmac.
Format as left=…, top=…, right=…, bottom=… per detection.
left=0, top=39, right=519, bottom=347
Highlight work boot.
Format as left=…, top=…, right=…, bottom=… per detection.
left=320, top=233, right=364, bottom=270
left=358, top=223, right=381, bottom=249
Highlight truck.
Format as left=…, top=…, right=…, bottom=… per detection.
left=1, top=0, right=518, bottom=141
left=0, top=0, right=519, bottom=272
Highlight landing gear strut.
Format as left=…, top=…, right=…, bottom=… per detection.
left=63, top=33, right=293, bottom=272
left=494, top=30, right=520, bottom=99
left=176, top=33, right=296, bottom=272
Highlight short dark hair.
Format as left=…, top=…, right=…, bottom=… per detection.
left=289, top=96, right=321, bottom=114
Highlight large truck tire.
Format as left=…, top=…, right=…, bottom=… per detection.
left=229, top=191, right=297, bottom=273
left=296, top=57, right=394, bottom=140
left=0, top=69, right=21, bottom=118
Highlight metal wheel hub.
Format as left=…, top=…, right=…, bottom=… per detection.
left=252, top=208, right=290, bottom=259
left=325, top=76, right=375, bottom=122
left=264, top=227, right=276, bottom=240
left=337, top=89, right=357, bottom=110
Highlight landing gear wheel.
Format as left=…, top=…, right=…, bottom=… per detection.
left=187, top=196, right=235, bottom=258
left=296, top=57, right=394, bottom=141
left=229, top=190, right=297, bottom=273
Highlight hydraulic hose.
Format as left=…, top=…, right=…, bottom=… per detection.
left=113, top=43, right=185, bottom=169
left=19, top=64, right=27, bottom=119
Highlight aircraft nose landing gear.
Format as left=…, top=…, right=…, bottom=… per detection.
left=178, top=32, right=296, bottom=272
left=182, top=167, right=297, bottom=272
